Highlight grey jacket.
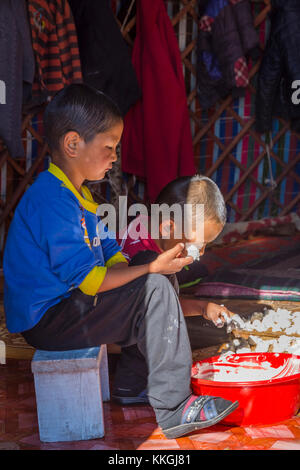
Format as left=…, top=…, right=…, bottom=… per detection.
left=0, top=0, right=35, bottom=158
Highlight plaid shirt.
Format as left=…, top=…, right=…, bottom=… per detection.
left=234, top=57, right=249, bottom=88
left=28, top=0, right=82, bottom=99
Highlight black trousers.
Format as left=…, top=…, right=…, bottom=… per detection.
left=112, top=250, right=180, bottom=397
left=22, top=258, right=192, bottom=426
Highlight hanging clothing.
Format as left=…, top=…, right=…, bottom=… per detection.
left=121, top=0, right=196, bottom=203
left=196, top=0, right=259, bottom=109
left=69, top=0, right=141, bottom=116
left=256, top=0, right=300, bottom=134
left=0, top=0, right=35, bottom=158
left=27, top=0, right=82, bottom=103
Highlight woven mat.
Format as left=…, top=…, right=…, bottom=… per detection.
left=0, top=303, right=35, bottom=360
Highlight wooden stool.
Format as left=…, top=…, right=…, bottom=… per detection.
left=31, top=345, right=110, bottom=442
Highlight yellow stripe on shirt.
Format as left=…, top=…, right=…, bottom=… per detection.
left=79, top=253, right=127, bottom=296
left=105, top=251, right=128, bottom=268
left=79, top=265, right=107, bottom=296
left=48, top=163, right=98, bottom=214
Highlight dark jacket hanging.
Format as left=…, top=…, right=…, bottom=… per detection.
left=69, top=0, right=141, bottom=116
left=197, top=0, right=259, bottom=110
left=0, top=0, right=35, bottom=158
left=255, top=0, right=300, bottom=134
left=121, top=0, right=196, bottom=203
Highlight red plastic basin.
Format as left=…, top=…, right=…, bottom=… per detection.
left=191, top=353, right=300, bottom=426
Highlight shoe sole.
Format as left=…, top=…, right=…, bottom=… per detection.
left=162, top=400, right=239, bottom=439
left=112, top=395, right=149, bottom=405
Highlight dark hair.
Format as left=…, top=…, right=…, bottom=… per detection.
left=44, top=83, right=123, bottom=153
left=155, top=175, right=227, bottom=225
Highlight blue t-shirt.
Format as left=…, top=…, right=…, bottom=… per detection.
left=4, top=163, right=124, bottom=333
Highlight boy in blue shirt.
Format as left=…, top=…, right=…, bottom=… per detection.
left=4, top=84, right=237, bottom=439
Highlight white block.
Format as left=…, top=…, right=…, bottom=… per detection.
left=32, top=346, right=109, bottom=442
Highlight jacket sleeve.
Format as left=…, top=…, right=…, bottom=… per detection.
left=233, top=0, right=259, bottom=56
left=208, top=4, right=247, bottom=91
left=255, top=36, right=282, bottom=133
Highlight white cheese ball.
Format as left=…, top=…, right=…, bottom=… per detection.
left=185, top=244, right=200, bottom=261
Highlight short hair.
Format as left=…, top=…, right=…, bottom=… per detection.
left=155, top=175, right=227, bottom=225
left=44, top=83, right=123, bottom=153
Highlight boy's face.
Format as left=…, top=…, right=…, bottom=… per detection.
left=63, top=120, right=124, bottom=183
left=159, top=218, right=224, bottom=258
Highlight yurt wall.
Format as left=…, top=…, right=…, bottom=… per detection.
left=0, top=0, right=299, bottom=258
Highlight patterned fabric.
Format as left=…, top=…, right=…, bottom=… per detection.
left=199, top=15, right=214, bottom=32
left=27, top=0, right=82, bottom=101
left=234, top=57, right=249, bottom=88
left=213, top=213, right=300, bottom=246
left=195, top=231, right=300, bottom=300
left=195, top=281, right=300, bottom=301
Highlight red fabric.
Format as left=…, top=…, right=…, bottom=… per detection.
left=199, top=16, right=215, bottom=32
left=117, top=215, right=162, bottom=261
left=121, top=0, right=196, bottom=203
left=234, top=57, right=249, bottom=88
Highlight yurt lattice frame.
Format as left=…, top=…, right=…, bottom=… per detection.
left=0, top=0, right=299, bottom=255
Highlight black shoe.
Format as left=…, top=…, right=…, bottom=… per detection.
left=112, top=388, right=149, bottom=405
left=162, top=396, right=239, bottom=439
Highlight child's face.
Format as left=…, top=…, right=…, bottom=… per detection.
left=72, top=120, right=124, bottom=182
left=160, top=218, right=223, bottom=258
